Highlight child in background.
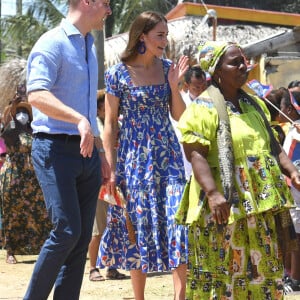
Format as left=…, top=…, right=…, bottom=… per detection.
left=282, top=91, right=300, bottom=293
left=88, top=90, right=126, bottom=281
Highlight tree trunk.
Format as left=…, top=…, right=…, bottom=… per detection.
left=92, top=30, right=105, bottom=89
left=16, top=0, right=22, bottom=56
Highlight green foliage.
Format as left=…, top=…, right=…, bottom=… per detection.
left=25, top=0, right=66, bottom=27
left=1, top=0, right=65, bottom=61
left=1, top=13, right=47, bottom=59
left=106, top=0, right=178, bottom=36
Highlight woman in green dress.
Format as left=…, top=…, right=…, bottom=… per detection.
left=176, top=41, right=300, bottom=299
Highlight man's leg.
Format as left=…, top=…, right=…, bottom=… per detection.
left=24, top=138, right=100, bottom=300
left=53, top=145, right=101, bottom=298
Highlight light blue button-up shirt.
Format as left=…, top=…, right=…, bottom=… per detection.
left=27, top=18, right=99, bottom=136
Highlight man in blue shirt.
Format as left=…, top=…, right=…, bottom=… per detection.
left=24, top=1, right=111, bottom=299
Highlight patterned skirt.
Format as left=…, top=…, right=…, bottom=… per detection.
left=187, top=211, right=284, bottom=300
left=97, top=182, right=189, bottom=272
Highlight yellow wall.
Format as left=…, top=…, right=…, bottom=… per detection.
left=264, top=57, right=300, bottom=88
left=166, top=2, right=300, bottom=27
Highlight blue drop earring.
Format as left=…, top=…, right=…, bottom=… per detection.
left=137, top=41, right=146, bottom=54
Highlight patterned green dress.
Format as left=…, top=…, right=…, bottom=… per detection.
left=0, top=130, right=51, bottom=255
left=176, top=92, right=295, bottom=299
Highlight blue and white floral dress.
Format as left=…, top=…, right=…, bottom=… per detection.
left=97, top=59, right=188, bottom=272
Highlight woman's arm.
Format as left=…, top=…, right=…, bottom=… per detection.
left=183, top=142, right=230, bottom=224
left=94, top=136, right=110, bottom=183
left=103, top=93, right=120, bottom=193
left=168, top=56, right=189, bottom=121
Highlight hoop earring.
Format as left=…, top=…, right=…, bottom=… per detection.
left=137, top=41, right=146, bottom=54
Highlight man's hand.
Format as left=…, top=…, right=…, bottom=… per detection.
left=78, top=117, right=94, bottom=158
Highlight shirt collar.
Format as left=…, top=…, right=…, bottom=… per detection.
left=60, top=18, right=94, bottom=44
left=60, top=18, right=81, bottom=37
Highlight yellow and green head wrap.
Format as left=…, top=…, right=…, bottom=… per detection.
left=198, top=41, right=239, bottom=76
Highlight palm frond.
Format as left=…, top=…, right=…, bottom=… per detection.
left=26, top=0, right=65, bottom=27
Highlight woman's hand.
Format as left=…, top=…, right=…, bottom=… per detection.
left=291, top=170, right=300, bottom=191
left=207, top=190, right=231, bottom=225
left=168, top=55, right=189, bottom=90
left=105, top=173, right=116, bottom=195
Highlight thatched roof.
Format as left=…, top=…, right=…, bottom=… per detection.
left=0, top=58, right=27, bottom=114
left=104, top=16, right=289, bottom=68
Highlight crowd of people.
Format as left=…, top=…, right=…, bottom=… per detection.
left=1, top=1, right=300, bottom=300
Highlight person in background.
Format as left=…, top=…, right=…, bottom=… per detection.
left=265, top=89, right=288, bottom=145
left=276, top=87, right=300, bottom=137
left=264, top=87, right=298, bottom=281
left=0, top=138, right=6, bottom=247
left=171, top=65, right=208, bottom=180
left=278, top=90, right=300, bottom=293
left=181, top=65, right=207, bottom=105
left=88, top=89, right=126, bottom=281
left=288, top=80, right=300, bottom=93
left=176, top=40, right=300, bottom=299
left=98, top=11, right=189, bottom=300
left=0, top=85, right=51, bottom=265
left=24, top=1, right=111, bottom=299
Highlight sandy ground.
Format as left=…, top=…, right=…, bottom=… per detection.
left=0, top=250, right=174, bottom=300
left=0, top=249, right=300, bottom=300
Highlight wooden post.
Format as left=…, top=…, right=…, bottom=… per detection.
left=212, top=17, right=217, bottom=41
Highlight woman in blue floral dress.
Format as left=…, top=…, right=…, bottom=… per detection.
left=97, top=11, right=189, bottom=300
